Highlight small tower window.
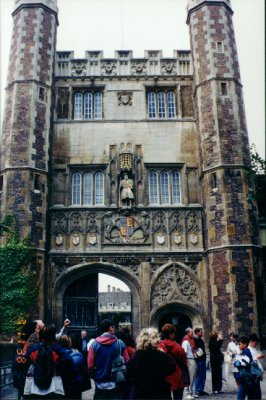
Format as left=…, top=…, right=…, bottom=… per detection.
left=0, top=175, right=3, bottom=192
left=34, top=174, right=41, bottom=191
left=221, top=83, right=227, bottom=96
left=217, top=41, right=223, bottom=53
left=39, top=87, right=45, bottom=101
left=211, top=173, right=217, bottom=189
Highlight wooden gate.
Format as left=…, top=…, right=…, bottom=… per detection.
left=63, top=274, right=98, bottom=338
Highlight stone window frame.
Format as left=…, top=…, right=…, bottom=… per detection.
left=73, top=88, right=103, bottom=120
left=147, top=166, right=182, bottom=205
left=146, top=87, right=177, bottom=119
left=71, top=167, right=106, bottom=206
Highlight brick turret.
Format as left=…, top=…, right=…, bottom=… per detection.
left=0, top=0, right=58, bottom=316
left=187, top=0, right=263, bottom=335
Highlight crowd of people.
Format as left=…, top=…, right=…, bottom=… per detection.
left=12, top=319, right=264, bottom=400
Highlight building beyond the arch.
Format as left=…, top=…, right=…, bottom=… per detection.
left=0, top=0, right=265, bottom=341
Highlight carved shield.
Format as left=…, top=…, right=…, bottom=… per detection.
left=157, top=233, right=165, bottom=245
left=190, top=233, right=198, bottom=245
left=55, top=234, right=63, bottom=246
left=87, top=233, right=97, bottom=246
left=174, top=233, right=182, bottom=244
left=72, top=233, right=80, bottom=246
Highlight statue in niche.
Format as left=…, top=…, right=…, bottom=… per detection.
left=120, top=174, right=134, bottom=207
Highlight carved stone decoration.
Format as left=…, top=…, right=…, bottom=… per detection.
left=169, top=211, right=184, bottom=234
left=161, top=61, right=176, bottom=75
left=52, top=212, right=68, bottom=234
left=87, top=233, right=97, bottom=246
left=153, top=211, right=167, bottom=234
left=119, top=146, right=133, bottom=172
left=101, top=62, right=117, bottom=75
left=103, top=211, right=150, bottom=244
left=117, top=91, right=133, bottom=106
left=186, top=211, right=200, bottom=234
left=84, top=212, right=100, bottom=233
left=156, top=233, right=165, bottom=245
left=55, top=234, right=63, bottom=246
left=72, top=233, right=80, bottom=246
left=71, top=62, right=87, bottom=76
left=152, top=265, right=200, bottom=308
left=131, top=61, right=147, bottom=75
left=173, top=233, right=182, bottom=245
left=70, top=212, right=83, bottom=233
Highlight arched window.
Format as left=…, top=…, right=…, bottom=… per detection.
left=94, top=92, right=102, bottom=119
left=172, top=172, right=181, bottom=203
left=160, top=172, right=170, bottom=204
left=83, top=173, right=93, bottom=204
left=72, top=173, right=81, bottom=205
left=157, top=92, right=166, bottom=118
left=147, top=92, right=156, bottom=119
left=84, top=92, right=93, bottom=120
left=167, top=91, right=176, bottom=118
left=149, top=172, right=159, bottom=204
left=95, top=172, right=104, bottom=205
left=74, top=93, right=83, bottom=120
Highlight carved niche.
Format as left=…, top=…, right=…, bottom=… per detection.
left=161, top=61, right=176, bottom=75
left=151, top=265, right=201, bottom=308
left=57, top=88, right=70, bottom=119
left=180, top=86, right=194, bottom=117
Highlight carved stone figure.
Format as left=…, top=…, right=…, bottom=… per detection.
left=120, top=174, right=134, bottom=207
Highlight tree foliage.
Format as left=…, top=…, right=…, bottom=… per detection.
left=247, top=145, right=266, bottom=217
left=0, top=215, right=36, bottom=334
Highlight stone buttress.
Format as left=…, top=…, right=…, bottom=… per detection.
left=0, top=0, right=58, bottom=317
left=187, top=0, right=263, bottom=335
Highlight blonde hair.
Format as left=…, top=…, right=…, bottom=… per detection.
left=136, top=328, right=160, bottom=350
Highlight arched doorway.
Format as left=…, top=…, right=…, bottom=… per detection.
left=158, top=312, right=192, bottom=344
left=52, top=262, right=141, bottom=336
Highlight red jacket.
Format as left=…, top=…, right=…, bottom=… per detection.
left=158, top=339, right=187, bottom=390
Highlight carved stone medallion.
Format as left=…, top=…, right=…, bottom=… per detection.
left=55, top=234, right=63, bottom=246
left=72, top=233, right=80, bottom=246
left=117, top=91, right=133, bottom=106
left=87, top=233, right=97, bottom=246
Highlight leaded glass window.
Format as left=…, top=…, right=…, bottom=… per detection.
left=72, top=173, right=81, bottom=204
left=167, top=91, right=176, bottom=118
left=95, top=172, right=104, bottom=205
left=160, top=172, right=170, bottom=204
left=149, top=172, right=159, bottom=204
left=83, top=173, right=93, bottom=204
left=84, top=92, right=93, bottom=120
left=74, top=93, right=83, bottom=120
left=158, top=92, right=166, bottom=118
left=172, top=172, right=181, bottom=203
left=148, top=92, right=156, bottom=118
left=94, top=92, right=102, bottom=119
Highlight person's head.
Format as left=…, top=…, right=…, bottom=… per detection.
left=34, top=320, right=45, bottom=333
left=229, top=332, right=238, bottom=341
left=81, top=330, right=88, bottom=339
left=209, top=331, right=219, bottom=339
left=70, top=333, right=82, bottom=352
left=58, top=335, right=72, bottom=349
left=116, top=327, right=135, bottom=348
left=39, top=324, right=56, bottom=343
left=185, top=327, right=193, bottom=338
left=136, top=327, right=160, bottom=350
left=238, top=336, right=249, bottom=350
left=100, top=319, right=115, bottom=334
left=249, top=333, right=259, bottom=348
left=161, top=324, right=176, bottom=340
left=21, top=320, right=38, bottom=341
left=194, top=327, right=203, bottom=337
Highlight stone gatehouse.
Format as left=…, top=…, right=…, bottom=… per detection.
left=0, top=0, right=265, bottom=340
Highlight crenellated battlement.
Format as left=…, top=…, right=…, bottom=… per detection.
left=55, top=50, right=192, bottom=77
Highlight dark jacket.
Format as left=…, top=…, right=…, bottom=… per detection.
left=194, top=335, right=207, bottom=361
left=127, top=348, right=176, bottom=399
left=209, top=336, right=224, bottom=365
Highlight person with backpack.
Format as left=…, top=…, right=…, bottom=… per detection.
left=13, top=320, right=38, bottom=399
left=25, top=324, right=73, bottom=398
left=87, top=319, right=129, bottom=400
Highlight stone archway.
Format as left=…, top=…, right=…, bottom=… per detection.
left=150, top=261, right=205, bottom=337
left=52, top=262, right=142, bottom=336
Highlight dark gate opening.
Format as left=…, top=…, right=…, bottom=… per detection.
left=159, top=312, right=192, bottom=344
left=63, top=273, right=98, bottom=339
